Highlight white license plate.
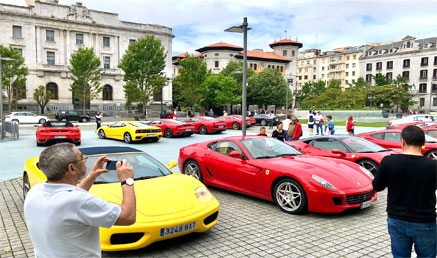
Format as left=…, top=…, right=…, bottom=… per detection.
left=147, top=134, right=156, bottom=136
left=185, top=129, right=192, bottom=131
left=360, top=200, right=373, bottom=209
left=54, top=136, right=66, bottom=139
left=218, top=126, right=225, bottom=128
left=160, top=221, right=196, bottom=236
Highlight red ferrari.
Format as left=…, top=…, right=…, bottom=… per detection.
left=179, top=136, right=377, bottom=214
left=216, top=116, right=250, bottom=130
left=357, top=129, right=437, bottom=159
left=417, top=123, right=437, bottom=138
left=36, top=121, right=81, bottom=146
left=286, top=135, right=398, bottom=176
left=143, top=119, right=195, bottom=138
left=230, top=115, right=256, bottom=127
left=182, top=116, right=227, bottom=134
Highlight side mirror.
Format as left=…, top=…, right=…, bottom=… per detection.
left=228, top=151, right=244, bottom=159
left=167, top=160, right=177, bottom=170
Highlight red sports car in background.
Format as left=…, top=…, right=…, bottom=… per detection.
left=286, top=135, right=398, bottom=176
left=36, top=121, right=81, bottom=146
left=179, top=136, right=376, bottom=214
left=357, top=129, right=437, bottom=159
left=417, top=123, right=437, bottom=138
left=143, top=119, right=195, bottom=138
left=230, top=115, right=256, bottom=127
left=216, top=116, right=250, bottom=130
left=182, top=116, right=227, bottom=134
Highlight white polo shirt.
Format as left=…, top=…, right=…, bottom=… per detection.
left=24, top=182, right=121, bottom=258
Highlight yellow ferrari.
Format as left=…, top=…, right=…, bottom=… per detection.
left=22, top=146, right=220, bottom=251
left=96, top=121, right=162, bottom=143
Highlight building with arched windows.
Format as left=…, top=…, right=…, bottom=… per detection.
left=0, top=0, right=173, bottom=115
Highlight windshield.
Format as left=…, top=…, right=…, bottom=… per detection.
left=241, top=137, right=302, bottom=159
left=342, top=137, right=388, bottom=152
left=84, top=152, right=171, bottom=184
left=425, top=134, right=437, bottom=143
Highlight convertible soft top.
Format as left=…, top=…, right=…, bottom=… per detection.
left=79, top=146, right=142, bottom=155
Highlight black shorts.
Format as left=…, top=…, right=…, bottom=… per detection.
left=308, top=124, right=314, bottom=129
left=347, top=129, right=354, bottom=134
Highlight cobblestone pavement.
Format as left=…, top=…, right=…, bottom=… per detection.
left=1, top=177, right=393, bottom=258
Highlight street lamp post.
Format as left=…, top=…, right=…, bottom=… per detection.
left=225, top=17, right=250, bottom=136
left=0, top=54, right=18, bottom=141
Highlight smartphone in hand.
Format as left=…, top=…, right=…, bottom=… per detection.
left=106, top=160, right=122, bottom=170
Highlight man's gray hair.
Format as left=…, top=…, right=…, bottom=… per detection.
left=38, top=142, right=77, bottom=181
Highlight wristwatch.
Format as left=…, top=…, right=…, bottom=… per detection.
left=121, top=178, right=134, bottom=186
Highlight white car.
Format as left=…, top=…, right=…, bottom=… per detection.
left=4, top=112, right=49, bottom=124
left=386, top=114, right=435, bottom=129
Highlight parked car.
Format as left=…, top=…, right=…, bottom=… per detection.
left=182, top=116, right=227, bottom=134
left=179, top=136, right=376, bottom=214
left=253, top=114, right=279, bottom=126
left=4, top=112, right=49, bottom=124
left=386, top=114, right=435, bottom=129
left=142, top=119, right=195, bottom=138
left=96, top=121, right=162, bottom=143
left=286, top=135, right=399, bottom=176
left=22, top=146, right=220, bottom=251
left=418, top=123, right=437, bottom=138
left=216, top=116, right=250, bottom=130
left=55, top=110, right=90, bottom=122
left=357, top=129, right=437, bottom=159
left=35, top=121, right=81, bottom=146
left=230, top=114, right=256, bottom=127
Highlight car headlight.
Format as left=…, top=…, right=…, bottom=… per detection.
left=360, top=166, right=374, bottom=179
left=195, top=186, right=213, bottom=204
left=312, top=175, right=336, bottom=190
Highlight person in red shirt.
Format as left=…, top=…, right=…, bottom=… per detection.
left=286, top=116, right=303, bottom=141
left=346, top=116, right=356, bottom=135
left=168, top=109, right=177, bottom=119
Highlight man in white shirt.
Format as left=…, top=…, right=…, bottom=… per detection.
left=282, top=115, right=292, bottom=140
left=314, top=111, right=324, bottom=135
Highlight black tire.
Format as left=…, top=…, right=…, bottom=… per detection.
left=357, top=159, right=378, bottom=176
left=164, top=129, right=173, bottom=138
left=232, top=122, right=240, bottom=130
left=425, top=150, right=437, bottom=160
left=61, top=118, right=67, bottom=122
left=36, top=140, right=44, bottom=147
left=23, top=173, right=30, bottom=199
left=81, top=117, right=88, bottom=123
left=75, top=141, right=81, bottom=146
left=183, top=160, right=203, bottom=182
left=199, top=125, right=208, bottom=135
left=124, top=132, right=132, bottom=143
left=98, top=129, right=106, bottom=139
left=260, top=119, right=267, bottom=126
left=273, top=178, right=308, bottom=214
left=38, top=118, right=46, bottom=124
left=12, top=119, right=19, bottom=123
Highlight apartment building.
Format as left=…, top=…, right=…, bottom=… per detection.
left=360, top=35, right=437, bottom=112
left=0, top=0, right=174, bottom=113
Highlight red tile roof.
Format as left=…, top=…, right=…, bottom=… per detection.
left=195, top=42, right=243, bottom=52
left=236, top=50, right=290, bottom=62
left=269, top=39, right=303, bottom=49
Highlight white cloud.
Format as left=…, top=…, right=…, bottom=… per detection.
left=2, top=0, right=436, bottom=55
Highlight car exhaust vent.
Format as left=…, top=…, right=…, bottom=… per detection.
left=110, top=232, right=144, bottom=245
left=346, top=190, right=374, bottom=204
left=203, top=211, right=219, bottom=225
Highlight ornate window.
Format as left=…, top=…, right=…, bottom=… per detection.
left=46, top=83, right=58, bottom=100
left=102, top=84, right=113, bottom=100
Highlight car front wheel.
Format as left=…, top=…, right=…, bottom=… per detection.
left=232, top=122, right=240, bottom=130
left=98, top=129, right=106, bottom=139
left=183, top=160, right=203, bottom=182
left=199, top=125, right=208, bottom=135
left=357, top=159, right=378, bottom=176
left=164, top=129, right=173, bottom=138
left=23, top=174, right=30, bottom=199
left=81, top=117, right=88, bottom=123
left=273, top=178, right=307, bottom=214
left=260, top=119, right=267, bottom=126
left=39, top=118, right=46, bottom=124
left=425, top=150, right=437, bottom=160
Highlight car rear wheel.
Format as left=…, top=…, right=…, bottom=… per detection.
left=39, top=118, right=46, bottom=124
left=81, top=117, right=88, bottom=123
left=23, top=174, right=30, bottom=199
left=232, top=122, right=240, bottom=130
left=61, top=118, right=67, bottom=122
left=260, top=119, right=267, bottom=126
left=425, top=150, right=437, bottom=160
left=164, top=129, right=173, bottom=138
left=183, top=160, right=203, bottom=182
left=124, top=132, right=132, bottom=143
left=199, top=125, right=208, bottom=135
left=98, top=129, right=106, bottom=139
left=12, top=119, right=19, bottom=123
left=357, top=159, right=378, bottom=176
left=273, top=178, right=307, bottom=214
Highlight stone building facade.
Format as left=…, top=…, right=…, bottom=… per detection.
left=0, top=0, right=174, bottom=114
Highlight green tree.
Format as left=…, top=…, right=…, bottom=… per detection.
left=0, top=46, right=28, bottom=112
left=201, top=74, right=240, bottom=109
left=373, top=73, right=392, bottom=86
left=118, top=35, right=167, bottom=112
left=68, top=47, right=102, bottom=115
left=33, top=85, right=53, bottom=114
left=172, top=54, right=210, bottom=110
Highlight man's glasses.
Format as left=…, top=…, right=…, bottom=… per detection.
left=71, top=154, right=88, bottom=163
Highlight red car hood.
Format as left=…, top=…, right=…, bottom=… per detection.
left=250, top=155, right=373, bottom=190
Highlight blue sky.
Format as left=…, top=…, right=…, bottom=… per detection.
left=3, top=0, right=437, bottom=56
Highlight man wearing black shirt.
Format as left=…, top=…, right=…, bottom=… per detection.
left=373, top=125, right=436, bottom=258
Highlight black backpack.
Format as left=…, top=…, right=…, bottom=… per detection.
left=309, top=115, right=314, bottom=122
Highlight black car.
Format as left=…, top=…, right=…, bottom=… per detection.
left=253, top=114, right=279, bottom=126
left=55, top=110, right=90, bottom=122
